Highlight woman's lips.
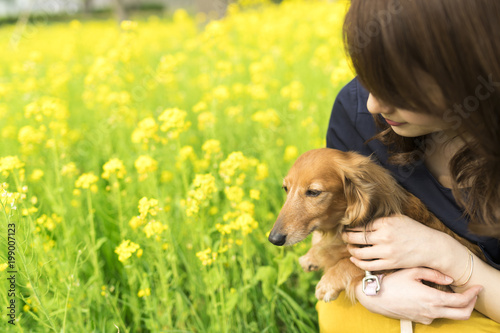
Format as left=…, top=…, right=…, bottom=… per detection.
left=384, top=118, right=407, bottom=126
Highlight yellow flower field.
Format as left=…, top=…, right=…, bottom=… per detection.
left=0, top=0, right=353, bottom=331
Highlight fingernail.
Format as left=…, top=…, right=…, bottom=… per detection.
left=445, top=276, right=454, bottom=283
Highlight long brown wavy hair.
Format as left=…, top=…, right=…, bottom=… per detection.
left=343, top=0, right=500, bottom=237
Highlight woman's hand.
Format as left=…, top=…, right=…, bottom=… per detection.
left=355, top=268, right=483, bottom=324
left=342, top=215, right=500, bottom=323
left=342, top=215, right=461, bottom=273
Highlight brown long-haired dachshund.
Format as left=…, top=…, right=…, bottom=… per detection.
left=268, top=148, right=485, bottom=303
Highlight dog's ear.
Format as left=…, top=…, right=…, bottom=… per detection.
left=341, top=173, right=373, bottom=226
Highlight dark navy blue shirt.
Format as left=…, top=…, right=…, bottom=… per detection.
left=326, top=78, right=500, bottom=270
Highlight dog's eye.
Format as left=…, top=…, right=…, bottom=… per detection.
left=282, top=185, right=288, bottom=193
left=306, top=190, right=321, bottom=197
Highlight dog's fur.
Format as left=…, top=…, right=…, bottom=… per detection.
left=268, top=148, right=485, bottom=303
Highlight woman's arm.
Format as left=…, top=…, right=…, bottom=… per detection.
left=440, top=240, right=500, bottom=322
left=343, top=215, right=500, bottom=323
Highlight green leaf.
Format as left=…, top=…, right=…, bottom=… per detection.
left=95, top=237, right=108, bottom=250
left=277, top=252, right=297, bottom=286
left=255, top=266, right=277, bottom=301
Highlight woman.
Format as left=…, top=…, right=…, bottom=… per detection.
left=318, top=0, right=500, bottom=331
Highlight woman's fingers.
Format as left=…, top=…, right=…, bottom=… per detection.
left=347, top=244, right=396, bottom=270
left=349, top=256, right=403, bottom=271
left=413, top=266, right=454, bottom=285
left=342, top=230, right=373, bottom=245
left=342, top=219, right=388, bottom=244
left=415, top=295, right=477, bottom=324
left=346, top=244, right=371, bottom=258
left=412, top=268, right=483, bottom=319
left=348, top=255, right=394, bottom=271
left=435, top=285, right=483, bottom=308
left=436, top=298, right=477, bottom=321
left=431, top=286, right=482, bottom=321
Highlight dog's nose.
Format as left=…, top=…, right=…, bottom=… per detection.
left=268, top=232, right=287, bottom=246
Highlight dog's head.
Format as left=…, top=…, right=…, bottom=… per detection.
left=268, top=148, right=401, bottom=246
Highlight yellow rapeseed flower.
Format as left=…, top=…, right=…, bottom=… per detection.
left=251, top=108, right=281, bottom=128
left=196, top=248, right=217, bottom=266
left=235, top=213, right=258, bottom=236
left=137, top=288, right=151, bottom=297
left=192, top=101, right=207, bottom=113
left=69, top=19, right=81, bottom=30
left=115, top=240, right=141, bottom=262
left=36, top=213, right=62, bottom=232
left=178, top=145, right=196, bottom=161
left=331, top=58, right=354, bottom=87
left=212, top=85, right=230, bottom=101
left=237, top=201, right=255, bottom=216
left=225, top=105, right=242, bottom=118
left=202, top=139, right=221, bottom=158
left=18, top=125, right=45, bottom=151
left=43, top=239, right=56, bottom=252
left=160, top=170, right=174, bottom=183
left=284, top=145, right=299, bottom=162
left=217, top=210, right=258, bottom=237
left=24, top=96, right=68, bottom=121
left=216, top=61, right=233, bottom=78
left=0, top=156, right=25, bottom=178
left=22, top=206, right=37, bottom=216
left=131, top=117, right=159, bottom=144
left=120, top=20, right=138, bottom=31
left=219, top=152, right=250, bottom=184
left=143, top=220, right=168, bottom=239
left=158, top=54, right=182, bottom=73
left=280, top=80, right=304, bottom=100
left=61, top=162, right=78, bottom=177
left=75, top=172, right=99, bottom=189
left=255, top=163, right=269, bottom=181
left=225, top=186, right=244, bottom=203
left=0, top=188, right=21, bottom=211
left=2, top=125, right=17, bottom=140
left=158, top=108, right=191, bottom=139
left=197, top=111, right=216, bottom=131
left=129, top=216, right=144, bottom=230
left=102, top=158, right=127, bottom=180
left=101, top=285, right=107, bottom=297
left=176, top=146, right=197, bottom=170
left=138, top=197, right=159, bottom=219
left=289, top=100, right=303, bottom=111
left=209, top=206, right=219, bottom=215
left=184, top=173, right=218, bottom=217
left=247, top=84, right=268, bottom=100
left=29, top=169, right=44, bottom=182
left=134, top=155, right=158, bottom=178
left=192, top=174, right=218, bottom=199
left=250, top=189, right=261, bottom=200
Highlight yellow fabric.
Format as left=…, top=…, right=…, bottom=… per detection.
left=317, top=292, right=500, bottom=333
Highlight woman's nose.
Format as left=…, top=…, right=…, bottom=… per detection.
left=367, top=93, right=392, bottom=115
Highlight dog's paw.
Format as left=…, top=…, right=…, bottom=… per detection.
left=315, top=276, right=342, bottom=302
left=299, top=254, right=319, bottom=272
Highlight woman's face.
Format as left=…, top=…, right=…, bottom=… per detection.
left=367, top=93, right=453, bottom=137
